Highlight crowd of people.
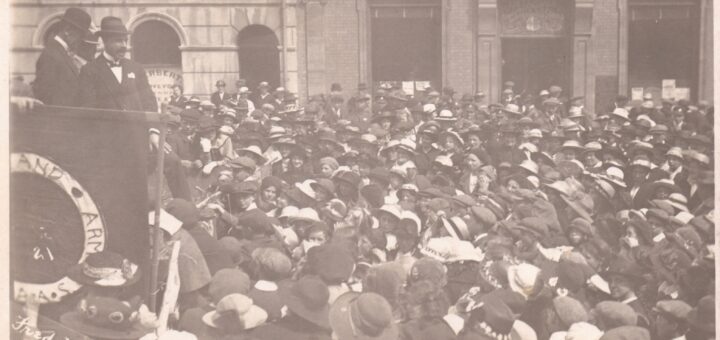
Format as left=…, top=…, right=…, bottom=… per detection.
left=20, top=6, right=717, bottom=340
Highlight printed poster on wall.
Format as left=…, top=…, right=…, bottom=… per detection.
left=147, top=66, right=183, bottom=111
left=674, top=88, right=690, bottom=101
left=631, top=87, right=644, bottom=101
left=661, top=79, right=676, bottom=100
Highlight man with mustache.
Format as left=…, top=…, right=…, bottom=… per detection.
left=78, top=16, right=157, bottom=112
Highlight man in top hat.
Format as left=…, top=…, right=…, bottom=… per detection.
left=211, top=80, right=230, bottom=108
left=78, top=16, right=158, bottom=112
left=33, top=7, right=92, bottom=106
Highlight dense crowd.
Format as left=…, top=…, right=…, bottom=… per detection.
left=23, top=7, right=716, bottom=340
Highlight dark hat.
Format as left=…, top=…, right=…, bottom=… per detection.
left=553, top=296, right=588, bottom=328
left=330, top=292, right=399, bottom=340
left=282, top=276, right=330, bottom=329
left=286, top=186, right=317, bottom=208
left=224, top=180, right=259, bottom=197
left=251, top=247, right=292, bottom=278
left=409, top=257, right=447, bottom=286
left=686, top=295, right=715, bottom=333
left=216, top=80, right=226, bottom=87
left=592, top=301, right=638, bottom=329
left=67, top=251, right=141, bottom=287
left=569, top=217, right=593, bottom=236
left=334, top=170, right=362, bottom=188
left=165, top=198, right=200, bottom=225
left=602, top=256, right=645, bottom=284
left=98, top=16, right=129, bottom=37
left=61, top=7, right=92, bottom=32
left=360, top=184, right=385, bottom=209
left=227, top=157, right=257, bottom=172
left=652, top=300, right=692, bottom=323
left=306, top=244, right=355, bottom=284
left=60, top=295, right=151, bottom=339
left=598, top=326, right=650, bottom=340
left=179, top=108, right=202, bottom=122
left=556, top=259, right=594, bottom=293
left=471, top=295, right=516, bottom=337
left=208, top=268, right=251, bottom=304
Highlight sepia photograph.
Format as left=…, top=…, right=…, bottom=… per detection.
left=5, top=0, right=718, bottom=339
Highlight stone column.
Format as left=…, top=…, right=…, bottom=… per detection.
left=476, top=0, right=501, bottom=104
left=573, top=0, right=595, bottom=114
left=698, top=0, right=713, bottom=102
left=304, top=0, right=327, bottom=96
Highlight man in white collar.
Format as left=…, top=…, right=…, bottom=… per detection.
left=33, top=7, right=91, bottom=106
left=78, top=16, right=157, bottom=112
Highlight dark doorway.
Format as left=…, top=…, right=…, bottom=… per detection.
left=237, top=25, right=281, bottom=89
left=501, top=38, right=570, bottom=96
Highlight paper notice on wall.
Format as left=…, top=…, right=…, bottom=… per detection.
left=661, top=79, right=676, bottom=100
left=402, top=81, right=415, bottom=96
left=631, top=87, right=644, bottom=101
left=415, top=81, right=431, bottom=92
left=674, top=88, right=690, bottom=101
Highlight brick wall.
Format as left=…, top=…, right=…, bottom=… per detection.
left=445, top=0, right=476, bottom=95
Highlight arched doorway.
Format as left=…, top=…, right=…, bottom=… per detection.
left=131, top=20, right=183, bottom=109
left=237, top=25, right=281, bottom=89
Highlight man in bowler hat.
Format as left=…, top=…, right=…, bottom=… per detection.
left=33, top=7, right=92, bottom=106
left=78, top=16, right=158, bottom=112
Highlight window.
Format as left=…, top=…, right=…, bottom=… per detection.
left=131, top=21, right=181, bottom=65
left=237, top=25, right=281, bottom=89
left=628, top=0, right=700, bottom=101
left=370, top=0, right=442, bottom=91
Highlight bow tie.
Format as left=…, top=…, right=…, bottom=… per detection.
left=106, top=58, right=121, bottom=67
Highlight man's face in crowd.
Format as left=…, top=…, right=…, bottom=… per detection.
left=231, top=193, right=254, bottom=210
left=545, top=104, right=559, bottom=114
left=180, top=119, right=197, bottom=135
left=320, top=164, right=335, bottom=178
left=103, top=35, right=128, bottom=60
left=630, top=167, right=648, bottom=184
left=262, top=186, right=277, bottom=202
left=584, top=152, right=599, bottom=167
left=568, top=230, right=584, bottom=246
left=173, top=86, right=182, bottom=96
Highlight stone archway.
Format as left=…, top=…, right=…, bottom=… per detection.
left=237, top=24, right=281, bottom=89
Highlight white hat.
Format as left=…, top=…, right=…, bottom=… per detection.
left=611, top=107, right=630, bottom=121
left=507, top=263, right=542, bottom=299
left=279, top=206, right=299, bottom=220
left=422, top=103, right=437, bottom=114
left=379, top=204, right=403, bottom=220
left=292, top=207, right=320, bottom=222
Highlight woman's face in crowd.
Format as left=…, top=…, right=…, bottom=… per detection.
left=232, top=193, right=254, bottom=210
left=379, top=214, right=398, bottom=232
left=568, top=230, right=584, bottom=246
left=307, top=230, right=328, bottom=244
left=667, top=157, right=682, bottom=170
left=389, top=176, right=403, bottom=190
left=320, top=164, right=335, bottom=178
left=563, top=149, right=577, bottom=161
left=222, top=117, right=235, bottom=127
left=387, top=149, right=399, bottom=161
left=506, top=179, right=520, bottom=192
left=584, top=152, right=599, bottom=167
left=444, top=136, right=457, bottom=151
left=381, top=119, right=392, bottom=130
left=291, top=156, right=305, bottom=168
left=654, top=187, right=670, bottom=200
left=466, top=154, right=482, bottom=171
left=608, top=275, right=633, bottom=299
left=468, top=135, right=481, bottom=149
left=315, top=189, right=330, bottom=202
left=397, top=150, right=411, bottom=164
left=262, top=186, right=277, bottom=202
left=631, top=168, right=648, bottom=183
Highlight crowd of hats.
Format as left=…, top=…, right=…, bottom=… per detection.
left=58, top=80, right=715, bottom=340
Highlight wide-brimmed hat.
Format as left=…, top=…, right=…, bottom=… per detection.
left=282, top=276, right=331, bottom=329
left=330, top=292, right=399, bottom=340
left=561, top=192, right=594, bottom=222
left=61, top=7, right=92, bottom=32
left=98, top=16, right=129, bottom=37
left=236, top=145, right=267, bottom=165
left=202, top=293, right=268, bottom=330
left=686, top=295, right=715, bottom=333
left=60, top=295, right=152, bottom=339
left=67, top=251, right=141, bottom=287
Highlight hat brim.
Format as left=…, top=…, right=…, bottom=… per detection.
left=560, top=196, right=593, bottom=222
left=66, top=262, right=141, bottom=287
left=329, top=292, right=399, bottom=340
left=281, top=289, right=330, bottom=330
left=60, top=312, right=152, bottom=340
left=202, top=306, right=266, bottom=330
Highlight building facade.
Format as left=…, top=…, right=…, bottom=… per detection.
left=11, top=0, right=713, bottom=113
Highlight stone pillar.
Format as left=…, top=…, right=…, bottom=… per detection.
left=476, top=0, right=501, bottom=103
left=283, top=0, right=299, bottom=94
left=304, top=0, right=327, bottom=96
left=445, top=0, right=476, bottom=93
left=698, top=0, right=713, bottom=102
left=573, top=0, right=595, bottom=114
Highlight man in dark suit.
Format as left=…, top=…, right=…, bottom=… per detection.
left=33, top=7, right=92, bottom=106
left=252, top=81, right=274, bottom=108
left=210, top=80, right=230, bottom=107
left=78, top=16, right=157, bottom=112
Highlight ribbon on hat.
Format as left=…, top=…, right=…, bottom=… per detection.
left=82, top=260, right=138, bottom=286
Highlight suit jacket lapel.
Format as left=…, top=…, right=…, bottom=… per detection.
left=93, top=58, right=125, bottom=109
left=50, top=40, right=80, bottom=77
